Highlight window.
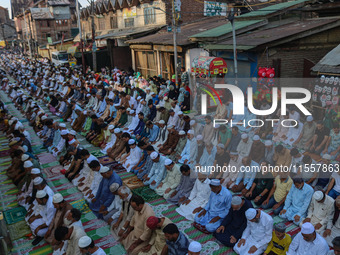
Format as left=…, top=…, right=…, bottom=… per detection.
left=144, top=7, right=156, bottom=25
left=110, top=16, right=117, bottom=29
left=99, top=18, right=105, bottom=31
left=124, top=18, right=134, bottom=28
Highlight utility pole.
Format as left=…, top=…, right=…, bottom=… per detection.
left=229, top=8, right=238, bottom=84
left=76, top=0, right=86, bottom=73
left=172, top=0, right=178, bottom=88
left=23, top=8, right=32, bottom=58
left=91, top=0, right=97, bottom=72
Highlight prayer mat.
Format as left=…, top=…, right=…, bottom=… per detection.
left=70, top=198, right=91, bottom=214
left=32, top=145, right=47, bottom=154
left=123, top=175, right=145, bottom=190
left=132, top=186, right=161, bottom=202
left=0, top=149, right=11, bottom=158
left=36, top=152, right=57, bottom=164
left=42, top=165, right=64, bottom=179
left=109, top=162, right=126, bottom=173
left=98, top=155, right=115, bottom=166
left=4, top=207, right=27, bottom=225
left=40, top=161, right=60, bottom=169
left=7, top=220, right=31, bottom=241
left=117, top=171, right=134, bottom=180
left=89, top=149, right=105, bottom=157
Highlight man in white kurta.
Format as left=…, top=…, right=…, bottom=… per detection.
left=84, top=161, right=103, bottom=202
left=100, top=126, right=118, bottom=154
left=155, top=159, right=181, bottom=199
left=323, top=197, right=340, bottom=247
left=178, top=130, right=197, bottom=168
left=143, top=152, right=167, bottom=190
left=236, top=133, right=252, bottom=159
left=27, top=190, right=56, bottom=245
left=301, top=191, right=334, bottom=234
left=176, top=172, right=211, bottom=221
left=284, top=121, right=304, bottom=146
left=287, top=222, right=329, bottom=255
left=234, top=208, right=273, bottom=255
left=122, top=139, right=142, bottom=172
left=72, top=153, right=98, bottom=187
left=54, top=224, right=87, bottom=255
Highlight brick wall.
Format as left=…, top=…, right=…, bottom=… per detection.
left=164, top=0, right=205, bottom=25
left=256, top=27, right=340, bottom=78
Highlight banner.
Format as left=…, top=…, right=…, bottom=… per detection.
left=123, top=7, right=137, bottom=19
left=204, top=1, right=228, bottom=16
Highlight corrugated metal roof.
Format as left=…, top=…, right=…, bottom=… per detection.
left=215, top=18, right=340, bottom=48
left=48, top=0, right=70, bottom=6
left=236, top=0, right=311, bottom=18
left=312, top=44, right=340, bottom=73
left=30, top=8, right=54, bottom=20
left=96, top=26, right=162, bottom=40
left=190, top=19, right=266, bottom=38
left=202, top=44, right=254, bottom=50
left=127, top=17, right=225, bottom=46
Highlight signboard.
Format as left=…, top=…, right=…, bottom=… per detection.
left=191, top=56, right=228, bottom=76
left=123, top=7, right=137, bottom=19
left=174, top=0, right=181, bottom=12
left=47, top=37, right=53, bottom=44
left=204, top=1, right=228, bottom=16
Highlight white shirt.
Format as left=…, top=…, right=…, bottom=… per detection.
left=287, top=232, right=329, bottom=255
left=241, top=211, right=273, bottom=249
left=307, top=195, right=335, bottom=226
left=188, top=178, right=211, bottom=205
left=92, top=248, right=106, bottom=255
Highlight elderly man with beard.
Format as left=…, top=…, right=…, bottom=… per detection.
left=234, top=208, right=273, bottom=255
left=27, top=190, right=56, bottom=246
left=214, top=196, right=253, bottom=247
left=45, top=193, right=73, bottom=245
left=287, top=222, right=329, bottom=255
left=78, top=236, right=106, bottom=255
left=194, top=179, right=232, bottom=233
left=155, top=159, right=181, bottom=199
left=120, top=195, right=155, bottom=255
left=158, top=125, right=179, bottom=155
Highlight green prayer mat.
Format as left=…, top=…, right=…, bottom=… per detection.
left=4, top=207, right=27, bottom=225
left=8, top=220, right=31, bottom=241
left=70, top=199, right=91, bottom=214
left=132, top=186, right=161, bottom=202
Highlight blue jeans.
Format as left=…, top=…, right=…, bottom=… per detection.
left=261, top=197, right=283, bottom=215
left=328, top=189, right=340, bottom=199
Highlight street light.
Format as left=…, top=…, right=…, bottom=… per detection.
left=154, top=6, right=179, bottom=87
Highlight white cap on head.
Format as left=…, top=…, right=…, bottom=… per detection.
left=53, top=193, right=63, bottom=203
left=322, top=154, right=331, bottom=160
left=137, top=96, right=141, bottom=100
left=24, top=160, right=33, bottom=168
left=313, top=191, right=324, bottom=201
left=301, top=222, right=315, bottom=234
left=307, top=116, right=313, bottom=122
left=78, top=236, right=92, bottom=248
left=129, top=110, right=135, bottom=114
left=109, top=183, right=120, bottom=193
left=59, top=123, right=66, bottom=128
left=178, top=111, right=183, bottom=115
left=188, top=241, right=202, bottom=253
left=265, top=140, right=273, bottom=146
left=253, top=135, right=260, bottom=141
left=33, top=177, right=44, bottom=185
left=159, top=120, right=165, bottom=125
left=150, top=151, right=159, bottom=160
left=210, top=179, right=220, bottom=186
left=36, top=190, right=47, bottom=199
left=41, top=115, right=47, bottom=121
left=61, top=130, right=69, bottom=135
left=231, top=196, right=242, bottom=206
left=99, top=166, right=110, bottom=173
left=217, top=143, right=225, bottom=149
left=196, top=135, right=203, bottom=141
left=190, top=120, right=196, bottom=125
left=188, top=130, right=194, bottom=135
left=165, top=159, right=173, bottom=166
left=69, top=130, right=77, bottom=136
left=241, top=133, right=248, bottom=139
left=114, top=128, right=121, bottom=134
left=108, top=125, right=114, bottom=130
left=128, top=139, right=136, bottom=145
left=167, top=125, right=174, bottom=129
left=179, top=130, right=186, bottom=135
left=31, top=168, right=41, bottom=174
left=21, top=154, right=30, bottom=161
left=245, top=208, right=257, bottom=220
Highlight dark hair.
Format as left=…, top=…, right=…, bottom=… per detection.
left=232, top=126, right=239, bottom=131
left=138, top=112, right=144, bottom=116
left=138, top=141, right=146, bottom=147
left=80, top=149, right=90, bottom=157
left=275, top=145, right=284, bottom=153
left=163, top=223, right=179, bottom=234
left=293, top=177, right=304, bottom=184
left=89, top=160, right=100, bottom=168
left=130, top=194, right=145, bottom=206
left=13, top=149, right=23, bottom=157
left=54, top=226, right=69, bottom=241
left=146, top=145, right=154, bottom=151
left=290, top=148, right=299, bottom=156
left=146, top=120, right=153, bottom=126
left=332, top=236, right=340, bottom=248
left=122, top=132, right=131, bottom=139
left=180, top=164, right=190, bottom=173
left=84, top=240, right=95, bottom=249
left=302, top=155, right=312, bottom=164
left=70, top=208, right=82, bottom=221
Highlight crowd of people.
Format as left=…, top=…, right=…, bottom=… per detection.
left=1, top=51, right=340, bottom=255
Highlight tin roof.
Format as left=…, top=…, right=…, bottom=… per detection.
left=30, top=8, right=54, bottom=20
left=312, top=44, right=340, bottom=74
